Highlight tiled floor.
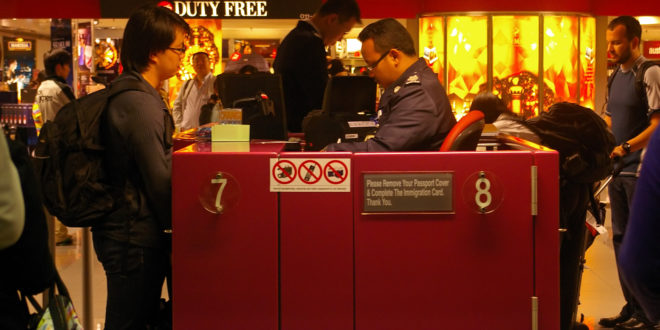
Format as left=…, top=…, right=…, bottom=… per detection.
left=576, top=205, right=627, bottom=330
left=54, top=228, right=108, bottom=330
left=55, top=207, right=625, bottom=330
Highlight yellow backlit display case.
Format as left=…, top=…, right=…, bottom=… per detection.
left=579, top=16, right=596, bottom=110
left=419, top=14, right=595, bottom=119
left=492, top=16, right=539, bottom=118
left=446, top=16, right=487, bottom=115
left=543, top=16, right=578, bottom=106
left=419, top=17, right=445, bottom=86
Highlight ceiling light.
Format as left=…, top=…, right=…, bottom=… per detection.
left=637, top=16, right=660, bottom=25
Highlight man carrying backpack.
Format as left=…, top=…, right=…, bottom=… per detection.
left=91, top=6, right=190, bottom=329
left=36, top=48, right=75, bottom=246
left=600, top=16, right=660, bottom=330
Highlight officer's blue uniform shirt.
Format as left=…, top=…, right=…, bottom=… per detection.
left=327, top=58, right=456, bottom=152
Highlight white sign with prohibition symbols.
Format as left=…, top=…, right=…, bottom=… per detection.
left=270, top=158, right=351, bottom=192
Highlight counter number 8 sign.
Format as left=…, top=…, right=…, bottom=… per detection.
left=462, top=170, right=503, bottom=214
left=474, top=172, right=492, bottom=212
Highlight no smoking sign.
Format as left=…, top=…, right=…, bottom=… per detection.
left=270, top=158, right=351, bottom=192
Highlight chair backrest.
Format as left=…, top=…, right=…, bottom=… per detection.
left=321, top=76, right=377, bottom=114
left=439, top=110, right=485, bottom=151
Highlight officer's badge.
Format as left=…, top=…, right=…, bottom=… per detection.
left=405, top=74, right=421, bottom=85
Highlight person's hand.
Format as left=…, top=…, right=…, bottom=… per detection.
left=610, top=145, right=625, bottom=158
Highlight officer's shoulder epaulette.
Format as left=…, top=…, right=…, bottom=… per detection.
left=404, top=73, right=422, bottom=86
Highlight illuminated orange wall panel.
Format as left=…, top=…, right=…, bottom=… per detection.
left=419, top=17, right=445, bottom=86
left=543, top=16, right=578, bottom=106
left=492, top=16, right=540, bottom=117
left=579, top=16, right=596, bottom=109
left=446, top=16, right=488, bottom=116
left=420, top=14, right=595, bottom=118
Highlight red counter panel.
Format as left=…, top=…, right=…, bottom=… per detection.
left=172, top=143, right=559, bottom=330
left=278, top=151, right=355, bottom=330
left=353, top=151, right=546, bottom=330
left=172, top=149, right=279, bottom=330
left=533, top=151, right=561, bottom=330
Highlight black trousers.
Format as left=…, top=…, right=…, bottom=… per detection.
left=93, top=234, right=169, bottom=330
left=0, top=288, right=28, bottom=330
left=609, top=176, right=649, bottom=322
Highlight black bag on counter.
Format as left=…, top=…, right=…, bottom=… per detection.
left=233, top=92, right=286, bottom=140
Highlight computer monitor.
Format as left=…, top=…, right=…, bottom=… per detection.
left=21, top=89, right=37, bottom=103
left=0, top=91, right=18, bottom=104
left=321, top=76, right=377, bottom=115
left=215, top=72, right=287, bottom=139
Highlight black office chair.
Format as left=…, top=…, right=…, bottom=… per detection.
left=321, top=75, right=377, bottom=115
left=439, top=110, right=485, bottom=151
left=303, top=76, right=378, bottom=150
left=215, top=73, right=287, bottom=140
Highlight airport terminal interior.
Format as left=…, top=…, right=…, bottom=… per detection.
left=2, top=7, right=660, bottom=330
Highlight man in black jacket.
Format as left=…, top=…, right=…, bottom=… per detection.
left=93, top=5, right=189, bottom=329
left=273, top=0, right=361, bottom=132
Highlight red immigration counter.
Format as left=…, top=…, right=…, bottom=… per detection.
left=172, top=137, right=560, bottom=330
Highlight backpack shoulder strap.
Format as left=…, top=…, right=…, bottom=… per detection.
left=633, top=60, right=660, bottom=106
left=606, top=66, right=620, bottom=103
left=52, top=79, right=76, bottom=101
left=175, top=79, right=194, bottom=106
left=76, top=79, right=151, bottom=140
left=107, top=78, right=152, bottom=97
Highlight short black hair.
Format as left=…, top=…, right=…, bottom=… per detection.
left=121, top=5, right=191, bottom=73
left=238, top=65, right=258, bottom=74
left=608, top=16, right=642, bottom=43
left=193, top=52, right=209, bottom=60
left=317, top=0, right=361, bottom=24
left=43, top=48, right=72, bottom=76
left=358, top=18, right=416, bottom=56
left=469, top=92, right=513, bottom=124
left=328, top=58, right=346, bottom=76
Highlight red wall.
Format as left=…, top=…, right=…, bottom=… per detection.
left=5, top=0, right=101, bottom=18
left=358, top=0, right=422, bottom=19
left=3, top=0, right=660, bottom=18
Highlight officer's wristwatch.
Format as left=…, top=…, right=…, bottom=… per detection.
left=621, top=142, right=631, bottom=155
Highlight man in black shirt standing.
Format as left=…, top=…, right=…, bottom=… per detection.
left=94, top=5, right=190, bottom=329
left=273, top=0, right=361, bottom=132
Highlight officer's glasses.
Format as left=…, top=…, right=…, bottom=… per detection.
left=366, top=50, right=391, bottom=72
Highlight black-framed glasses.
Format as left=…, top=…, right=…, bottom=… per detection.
left=366, top=49, right=391, bottom=72
left=168, top=46, right=187, bottom=55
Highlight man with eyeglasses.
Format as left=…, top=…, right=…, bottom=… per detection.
left=93, top=5, right=190, bottom=329
left=326, top=18, right=455, bottom=152
left=274, top=0, right=361, bottom=133
left=172, top=51, right=216, bottom=131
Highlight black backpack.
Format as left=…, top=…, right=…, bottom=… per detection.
left=32, top=79, right=149, bottom=227
left=525, top=102, right=616, bottom=183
